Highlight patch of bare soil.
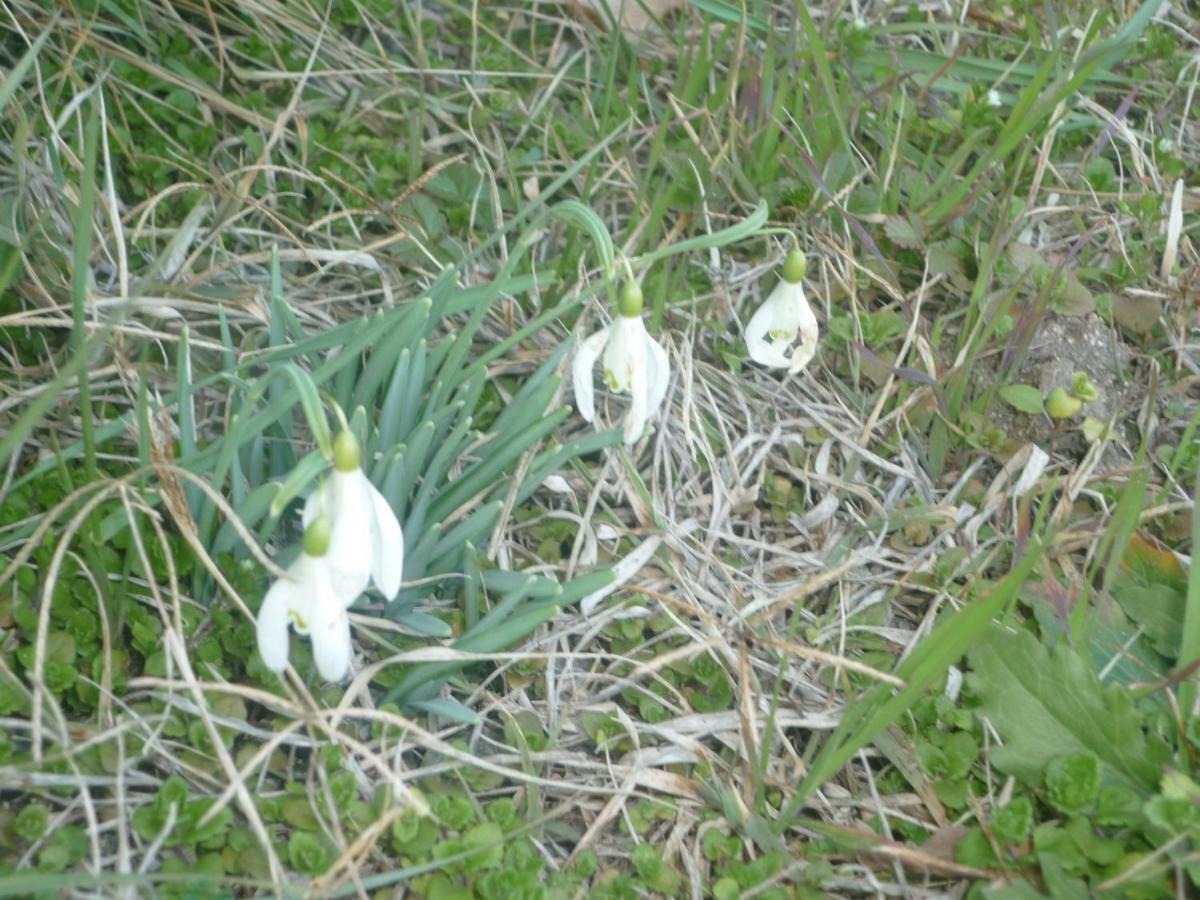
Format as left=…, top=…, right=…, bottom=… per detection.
left=988, top=313, right=1138, bottom=461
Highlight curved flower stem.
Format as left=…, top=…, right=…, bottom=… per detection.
left=629, top=199, right=770, bottom=270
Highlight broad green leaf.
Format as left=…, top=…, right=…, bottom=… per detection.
left=999, top=384, right=1045, bottom=415
left=883, top=215, right=924, bottom=249
left=1110, top=578, right=1184, bottom=659
left=1069, top=595, right=1170, bottom=692
left=967, top=626, right=1169, bottom=791
left=1044, top=752, right=1099, bottom=816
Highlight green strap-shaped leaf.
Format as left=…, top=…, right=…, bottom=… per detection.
left=268, top=449, right=327, bottom=518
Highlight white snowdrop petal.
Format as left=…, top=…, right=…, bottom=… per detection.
left=747, top=333, right=795, bottom=370
left=745, top=295, right=790, bottom=368
left=255, top=577, right=294, bottom=673
left=622, top=342, right=649, bottom=444
left=644, top=332, right=670, bottom=418
left=325, top=470, right=373, bottom=600
left=572, top=327, right=609, bottom=422
left=573, top=314, right=671, bottom=440
left=301, top=484, right=323, bottom=528
left=603, top=317, right=640, bottom=393
left=286, top=554, right=327, bottom=634
left=367, top=482, right=404, bottom=602
left=788, top=295, right=820, bottom=374
left=309, top=584, right=352, bottom=682
left=747, top=280, right=820, bottom=372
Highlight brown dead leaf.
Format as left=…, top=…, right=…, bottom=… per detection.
left=1112, top=292, right=1164, bottom=335
left=1122, top=530, right=1188, bottom=584
left=569, top=0, right=683, bottom=32
left=919, top=823, right=971, bottom=864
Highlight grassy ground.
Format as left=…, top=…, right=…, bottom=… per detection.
left=1, top=0, right=1198, bottom=896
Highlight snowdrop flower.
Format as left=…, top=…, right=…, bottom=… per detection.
left=256, top=515, right=353, bottom=681
left=745, top=249, right=819, bottom=374
left=303, top=429, right=404, bottom=602
left=986, top=89, right=1002, bottom=108
left=573, top=280, right=670, bottom=444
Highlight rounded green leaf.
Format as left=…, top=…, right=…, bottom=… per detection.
left=999, top=383, right=1045, bottom=415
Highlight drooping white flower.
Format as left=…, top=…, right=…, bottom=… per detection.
left=302, top=430, right=404, bottom=603
left=256, top=516, right=353, bottom=682
left=745, top=249, right=819, bottom=374
left=572, top=280, right=670, bottom=445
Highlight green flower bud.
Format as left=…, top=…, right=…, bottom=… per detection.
left=1045, top=387, right=1083, bottom=420
left=782, top=249, right=807, bottom=284
left=302, top=515, right=333, bottom=557
left=617, top=280, right=643, bottom=318
left=332, top=429, right=361, bottom=472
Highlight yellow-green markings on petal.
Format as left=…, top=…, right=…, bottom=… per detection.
left=782, top=249, right=807, bottom=284
left=333, top=429, right=361, bottom=472
left=288, top=609, right=310, bottom=631
left=303, top=514, right=333, bottom=557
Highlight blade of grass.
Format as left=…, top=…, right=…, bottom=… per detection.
left=792, top=0, right=850, bottom=158
left=71, top=93, right=101, bottom=482
left=0, top=24, right=54, bottom=114
left=1179, top=457, right=1200, bottom=714
left=689, top=0, right=767, bottom=31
